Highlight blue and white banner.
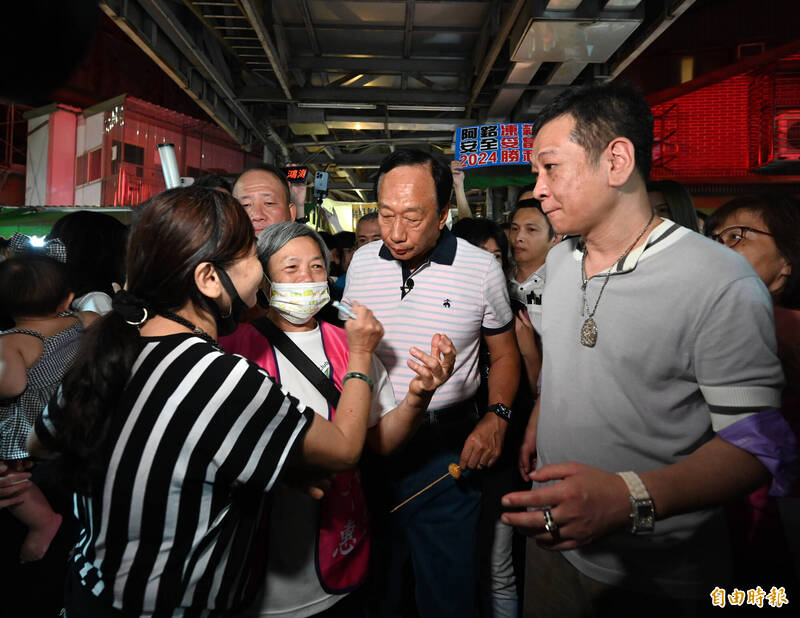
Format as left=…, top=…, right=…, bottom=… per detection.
left=455, top=123, right=535, bottom=169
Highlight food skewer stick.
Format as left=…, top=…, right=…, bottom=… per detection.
left=390, top=463, right=462, bottom=513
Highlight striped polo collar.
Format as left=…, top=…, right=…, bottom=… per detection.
left=572, top=218, right=686, bottom=275
left=378, top=225, right=458, bottom=267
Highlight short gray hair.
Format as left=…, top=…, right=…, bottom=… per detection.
left=256, top=222, right=331, bottom=276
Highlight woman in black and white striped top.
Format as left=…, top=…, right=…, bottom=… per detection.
left=28, top=187, right=385, bottom=617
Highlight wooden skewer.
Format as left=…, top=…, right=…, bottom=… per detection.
left=390, top=463, right=463, bottom=513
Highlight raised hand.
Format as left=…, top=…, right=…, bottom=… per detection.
left=450, top=160, right=466, bottom=188
left=407, top=333, right=456, bottom=396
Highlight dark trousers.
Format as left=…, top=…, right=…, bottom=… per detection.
left=374, top=410, right=481, bottom=618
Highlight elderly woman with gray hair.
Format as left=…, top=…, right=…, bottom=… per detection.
left=220, top=221, right=455, bottom=618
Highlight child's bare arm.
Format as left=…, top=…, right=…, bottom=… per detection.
left=0, top=339, right=28, bottom=399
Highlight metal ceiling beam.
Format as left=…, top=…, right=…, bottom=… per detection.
left=326, top=73, right=361, bottom=87
left=135, top=0, right=238, bottom=102
left=522, top=59, right=587, bottom=115
left=299, top=0, right=321, bottom=56
left=403, top=0, right=416, bottom=58
left=487, top=61, right=541, bottom=121
left=240, top=86, right=468, bottom=106
left=100, top=0, right=283, bottom=153
left=298, top=147, right=444, bottom=167
left=609, top=0, right=698, bottom=78
left=270, top=2, right=305, bottom=87
left=341, top=75, right=373, bottom=88
left=280, top=23, right=480, bottom=34
left=291, top=134, right=454, bottom=147
left=180, top=0, right=247, bottom=81
left=291, top=55, right=470, bottom=74
left=201, top=26, right=234, bottom=87
left=472, top=0, right=497, bottom=73
left=325, top=115, right=473, bottom=132
left=238, top=0, right=293, bottom=99
left=410, top=73, right=437, bottom=88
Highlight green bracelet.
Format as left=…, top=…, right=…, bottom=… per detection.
left=342, top=371, right=374, bottom=391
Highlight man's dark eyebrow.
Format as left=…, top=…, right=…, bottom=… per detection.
left=376, top=202, right=427, bottom=213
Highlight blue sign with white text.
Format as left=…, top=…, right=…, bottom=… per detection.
left=455, top=123, right=535, bottom=169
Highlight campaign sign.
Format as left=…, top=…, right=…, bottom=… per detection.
left=455, top=124, right=535, bottom=169
left=285, top=166, right=309, bottom=184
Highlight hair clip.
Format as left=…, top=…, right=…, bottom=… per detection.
left=125, top=308, right=149, bottom=327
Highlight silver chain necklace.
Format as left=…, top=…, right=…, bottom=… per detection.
left=579, top=210, right=655, bottom=347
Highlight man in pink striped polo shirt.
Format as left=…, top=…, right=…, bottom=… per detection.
left=343, top=149, right=519, bottom=617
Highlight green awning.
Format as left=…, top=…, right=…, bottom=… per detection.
left=0, top=208, right=132, bottom=238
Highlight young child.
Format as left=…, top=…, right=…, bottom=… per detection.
left=0, top=254, right=97, bottom=561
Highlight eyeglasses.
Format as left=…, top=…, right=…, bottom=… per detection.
left=710, top=225, right=775, bottom=248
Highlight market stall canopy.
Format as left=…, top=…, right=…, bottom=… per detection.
left=0, top=207, right=132, bottom=238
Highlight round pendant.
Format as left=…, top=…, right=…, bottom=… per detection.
left=580, top=317, right=597, bottom=347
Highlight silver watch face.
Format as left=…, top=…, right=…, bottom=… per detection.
left=632, top=498, right=655, bottom=533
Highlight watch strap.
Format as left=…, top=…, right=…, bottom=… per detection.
left=617, top=471, right=650, bottom=501
left=488, top=403, right=512, bottom=422
left=617, top=471, right=655, bottom=534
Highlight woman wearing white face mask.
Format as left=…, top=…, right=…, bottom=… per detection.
left=220, top=222, right=456, bottom=618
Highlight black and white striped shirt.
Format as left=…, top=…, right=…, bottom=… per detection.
left=37, top=333, right=313, bottom=617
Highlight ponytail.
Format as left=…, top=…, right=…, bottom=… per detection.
left=56, top=311, right=141, bottom=495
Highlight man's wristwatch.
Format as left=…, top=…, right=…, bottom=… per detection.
left=616, top=471, right=655, bottom=534
left=488, top=403, right=512, bottom=423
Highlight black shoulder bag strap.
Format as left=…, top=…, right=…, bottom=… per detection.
left=250, top=317, right=341, bottom=408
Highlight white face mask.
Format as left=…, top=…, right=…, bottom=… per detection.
left=267, top=279, right=330, bottom=325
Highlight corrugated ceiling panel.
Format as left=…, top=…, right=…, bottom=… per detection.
left=310, top=1, right=406, bottom=24
left=414, top=2, right=489, bottom=27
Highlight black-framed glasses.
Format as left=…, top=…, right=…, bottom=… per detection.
left=710, top=225, right=775, bottom=248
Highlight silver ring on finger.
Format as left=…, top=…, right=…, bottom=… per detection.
left=543, top=508, right=559, bottom=538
